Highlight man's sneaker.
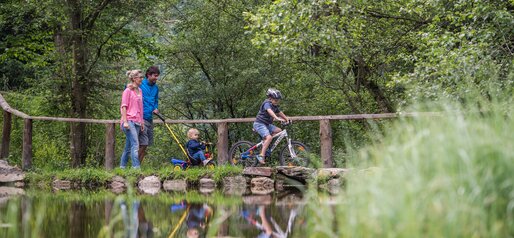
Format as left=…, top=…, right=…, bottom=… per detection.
left=256, top=155, right=265, bottom=164
left=203, top=159, right=211, bottom=166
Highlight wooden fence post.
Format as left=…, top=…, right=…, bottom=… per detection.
left=319, top=119, right=333, bottom=168
left=1, top=111, right=12, bottom=158
left=22, top=118, right=32, bottom=170
left=104, top=123, right=115, bottom=170
left=216, top=122, right=228, bottom=165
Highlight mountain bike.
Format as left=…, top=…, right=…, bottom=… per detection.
left=229, top=122, right=310, bottom=167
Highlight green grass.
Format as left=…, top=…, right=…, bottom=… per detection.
left=25, top=165, right=242, bottom=188
left=304, top=100, right=514, bottom=237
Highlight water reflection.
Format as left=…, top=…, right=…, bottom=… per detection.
left=169, top=201, right=213, bottom=238
left=119, top=200, right=153, bottom=238
left=0, top=189, right=310, bottom=238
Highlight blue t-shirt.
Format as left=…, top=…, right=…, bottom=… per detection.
left=140, top=78, right=159, bottom=121
left=186, top=139, right=205, bottom=156
left=255, top=99, right=280, bottom=125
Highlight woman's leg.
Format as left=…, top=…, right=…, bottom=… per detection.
left=120, top=125, right=131, bottom=168
left=127, top=122, right=141, bottom=168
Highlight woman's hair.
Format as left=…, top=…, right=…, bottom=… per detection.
left=187, top=128, right=199, bottom=139
left=126, top=70, right=143, bottom=81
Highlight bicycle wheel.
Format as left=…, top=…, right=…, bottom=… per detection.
left=279, top=141, right=310, bottom=167
left=229, top=141, right=258, bottom=167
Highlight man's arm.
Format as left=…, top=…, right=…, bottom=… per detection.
left=153, top=87, right=159, bottom=114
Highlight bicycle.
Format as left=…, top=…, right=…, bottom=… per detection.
left=228, top=121, right=310, bottom=167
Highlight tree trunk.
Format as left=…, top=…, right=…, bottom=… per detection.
left=68, top=0, right=89, bottom=167
left=354, top=57, right=394, bottom=113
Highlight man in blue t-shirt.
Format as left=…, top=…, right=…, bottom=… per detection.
left=138, top=66, right=160, bottom=164
left=253, top=88, right=289, bottom=165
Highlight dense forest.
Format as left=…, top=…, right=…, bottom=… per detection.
left=1, top=0, right=512, bottom=169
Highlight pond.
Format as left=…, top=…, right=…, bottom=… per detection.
left=0, top=187, right=325, bottom=238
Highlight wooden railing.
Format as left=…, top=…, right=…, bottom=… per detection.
left=0, top=93, right=439, bottom=170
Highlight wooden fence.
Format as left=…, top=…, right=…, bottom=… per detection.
left=0, top=93, right=437, bottom=170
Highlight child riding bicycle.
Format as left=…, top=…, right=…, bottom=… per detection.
left=253, top=88, right=290, bottom=165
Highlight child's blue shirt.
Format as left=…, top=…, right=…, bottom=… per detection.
left=186, top=139, right=205, bottom=156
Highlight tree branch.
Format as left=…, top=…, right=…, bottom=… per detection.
left=83, top=0, right=113, bottom=30
left=85, top=20, right=131, bottom=76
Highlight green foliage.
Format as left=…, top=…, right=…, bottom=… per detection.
left=304, top=89, right=514, bottom=236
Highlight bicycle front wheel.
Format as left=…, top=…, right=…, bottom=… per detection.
left=229, top=141, right=258, bottom=167
left=279, top=141, right=310, bottom=167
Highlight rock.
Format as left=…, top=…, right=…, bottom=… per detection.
left=222, top=176, right=248, bottom=195
left=317, top=168, right=349, bottom=178
left=243, top=167, right=273, bottom=177
left=52, top=179, right=72, bottom=190
left=276, top=166, right=315, bottom=182
left=251, top=177, right=274, bottom=195
left=0, top=160, right=25, bottom=183
left=163, top=179, right=187, bottom=192
left=138, top=176, right=161, bottom=195
left=200, top=178, right=216, bottom=188
left=110, top=176, right=127, bottom=193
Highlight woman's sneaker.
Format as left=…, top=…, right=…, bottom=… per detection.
left=256, top=155, right=265, bottom=164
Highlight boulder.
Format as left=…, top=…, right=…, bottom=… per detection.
left=276, top=166, right=316, bottom=182
left=138, top=176, right=161, bottom=195
left=110, top=176, right=127, bottom=193
left=243, top=167, right=273, bottom=177
left=163, top=179, right=187, bottom=192
left=251, top=177, right=274, bottom=195
left=222, top=176, right=248, bottom=195
left=317, top=168, right=349, bottom=178
left=0, top=160, right=25, bottom=183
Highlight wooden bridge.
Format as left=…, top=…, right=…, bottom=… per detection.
left=0, top=93, right=437, bottom=170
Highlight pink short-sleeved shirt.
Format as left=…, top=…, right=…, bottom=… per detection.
left=120, top=87, right=143, bottom=124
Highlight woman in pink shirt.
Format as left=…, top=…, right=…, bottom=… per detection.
left=120, top=70, right=144, bottom=169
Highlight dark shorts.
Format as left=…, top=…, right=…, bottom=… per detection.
left=139, top=119, right=154, bottom=146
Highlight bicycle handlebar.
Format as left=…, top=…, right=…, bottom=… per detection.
left=281, top=120, right=293, bottom=126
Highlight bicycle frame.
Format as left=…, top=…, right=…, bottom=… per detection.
left=244, top=129, right=297, bottom=159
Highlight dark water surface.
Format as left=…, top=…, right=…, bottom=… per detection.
left=0, top=188, right=313, bottom=238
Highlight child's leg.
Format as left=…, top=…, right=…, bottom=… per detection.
left=193, top=151, right=206, bottom=161
left=253, top=122, right=271, bottom=157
